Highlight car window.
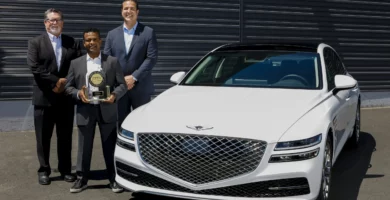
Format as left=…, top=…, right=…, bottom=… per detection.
left=333, top=51, right=347, bottom=75
left=182, top=51, right=323, bottom=90
left=324, top=47, right=346, bottom=91
left=187, top=56, right=223, bottom=84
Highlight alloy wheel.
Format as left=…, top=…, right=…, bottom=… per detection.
left=355, top=106, right=360, bottom=143
left=322, top=140, right=332, bottom=200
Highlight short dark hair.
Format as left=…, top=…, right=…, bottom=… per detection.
left=122, top=0, right=139, bottom=10
left=83, top=28, right=101, bottom=40
left=44, top=8, right=63, bottom=20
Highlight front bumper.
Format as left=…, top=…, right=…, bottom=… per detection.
left=114, top=137, right=324, bottom=200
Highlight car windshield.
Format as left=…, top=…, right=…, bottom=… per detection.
left=181, top=51, right=322, bottom=89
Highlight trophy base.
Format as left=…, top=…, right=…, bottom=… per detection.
left=90, top=97, right=105, bottom=105
left=84, top=84, right=111, bottom=105
left=90, top=100, right=100, bottom=105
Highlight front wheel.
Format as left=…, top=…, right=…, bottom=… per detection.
left=317, top=136, right=333, bottom=200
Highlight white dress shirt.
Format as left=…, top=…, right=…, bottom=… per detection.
left=47, top=32, right=62, bottom=71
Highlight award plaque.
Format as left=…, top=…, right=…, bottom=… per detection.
left=83, top=71, right=111, bottom=104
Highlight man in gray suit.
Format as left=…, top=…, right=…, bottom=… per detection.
left=104, top=0, right=158, bottom=128
left=65, top=28, right=126, bottom=193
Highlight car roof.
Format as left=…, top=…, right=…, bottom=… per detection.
left=213, top=42, right=320, bottom=52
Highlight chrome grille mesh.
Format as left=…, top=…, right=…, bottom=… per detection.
left=137, top=133, right=267, bottom=185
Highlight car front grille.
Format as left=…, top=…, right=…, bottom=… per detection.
left=116, top=161, right=310, bottom=198
left=137, top=133, right=267, bottom=185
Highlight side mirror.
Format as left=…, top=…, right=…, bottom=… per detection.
left=170, top=71, right=186, bottom=84
left=333, top=75, right=357, bottom=95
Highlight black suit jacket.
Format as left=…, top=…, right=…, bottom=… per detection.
left=27, top=33, right=81, bottom=106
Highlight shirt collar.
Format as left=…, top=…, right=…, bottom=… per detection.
left=47, top=32, right=61, bottom=41
left=86, top=52, right=101, bottom=61
left=123, top=21, right=138, bottom=32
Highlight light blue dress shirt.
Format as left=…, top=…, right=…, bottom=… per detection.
left=123, top=22, right=138, bottom=55
left=47, top=32, right=62, bottom=71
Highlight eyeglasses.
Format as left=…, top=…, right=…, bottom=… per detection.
left=45, top=19, right=63, bottom=23
left=123, top=7, right=137, bottom=12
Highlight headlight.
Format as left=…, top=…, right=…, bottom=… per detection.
left=275, top=134, right=322, bottom=151
left=119, top=128, right=134, bottom=140
left=269, top=148, right=320, bottom=163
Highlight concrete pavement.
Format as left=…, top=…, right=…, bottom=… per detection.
left=0, top=108, right=390, bottom=200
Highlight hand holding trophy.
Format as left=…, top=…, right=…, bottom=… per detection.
left=83, top=71, right=111, bottom=104
left=78, top=86, right=90, bottom=103
left=103, top=93, right=116, bottom=104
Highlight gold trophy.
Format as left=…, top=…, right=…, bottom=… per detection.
left=83, top=71, right=110, bottom=104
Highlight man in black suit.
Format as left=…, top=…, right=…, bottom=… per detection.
left=65, top=28, right=127, bottom=193
left=104, top=0, right=158, bottom=128
left=27, top=8, right=81, bottom=185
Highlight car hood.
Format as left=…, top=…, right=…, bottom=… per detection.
left=123, top=86, right=324, bottom=143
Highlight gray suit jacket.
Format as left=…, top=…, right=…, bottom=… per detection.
left=104, top=22, right=158, bottom=95
left=65, top=53, right=126, bottom=126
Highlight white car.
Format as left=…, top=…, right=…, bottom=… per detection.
left=114, top=43, right=361, bottom=200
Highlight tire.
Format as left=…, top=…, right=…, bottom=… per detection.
left=347, top=103, right=360, bottom=148
left=317, top=136, right=333, bottom=200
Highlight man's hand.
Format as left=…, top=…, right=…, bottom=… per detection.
left=103, top=94, right=116, bottom=104
left=52, top=87, right=60, bottom=93
left=56, top=78, right=67, bottom=88
left=59, top=78, right=67, bottom=85
left=125, top=75, right=136, bottom=90
left=78, top=86, right=90, bottom=103
left=52, top=85, right=65, bottom=93
left=52, top=78, right=67, bottom=93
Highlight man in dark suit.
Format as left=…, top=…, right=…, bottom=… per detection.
left=27, top=8, right=81, bottom=185
left=104, top=0, right=158, bottom=128
left=65, top=28, right=127, bottom=193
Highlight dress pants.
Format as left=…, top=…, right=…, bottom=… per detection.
left=34, top=102, right=74, bottom=175
left=76, top=105, right=117, bottom=183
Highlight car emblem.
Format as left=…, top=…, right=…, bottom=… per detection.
left=186, top=125, right=213, bottom=131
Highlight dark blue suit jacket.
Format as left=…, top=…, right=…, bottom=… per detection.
left=103, top=22, right=158, bottom=95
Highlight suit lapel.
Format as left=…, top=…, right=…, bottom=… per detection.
left=43, top=33, right=58, bottom=70
left=101, top=54, right=108, bottom=75
left=128, top=23, right=141, bottom=54
left=118, top=25, right=127, bottom=56
left=60, top=45, right=67, bottom=69
left=80, top=55, right=87, bottom=87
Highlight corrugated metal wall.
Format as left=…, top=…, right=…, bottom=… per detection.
left=1, top=0, right=390, bottom=100
left=243, top=0, right=390, bottom=91
left=0, top=0, right=239, bottom=100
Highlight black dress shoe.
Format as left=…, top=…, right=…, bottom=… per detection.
left=38, top=174, right=51, bottom=185
left=61, top=174, right=76, bottom=182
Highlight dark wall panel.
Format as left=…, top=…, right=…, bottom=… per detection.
left=0, top=0, right=239, bottom=100
left=1, top=0, right=390, bottom=100
left=243, top=0, right=390, bottom=91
